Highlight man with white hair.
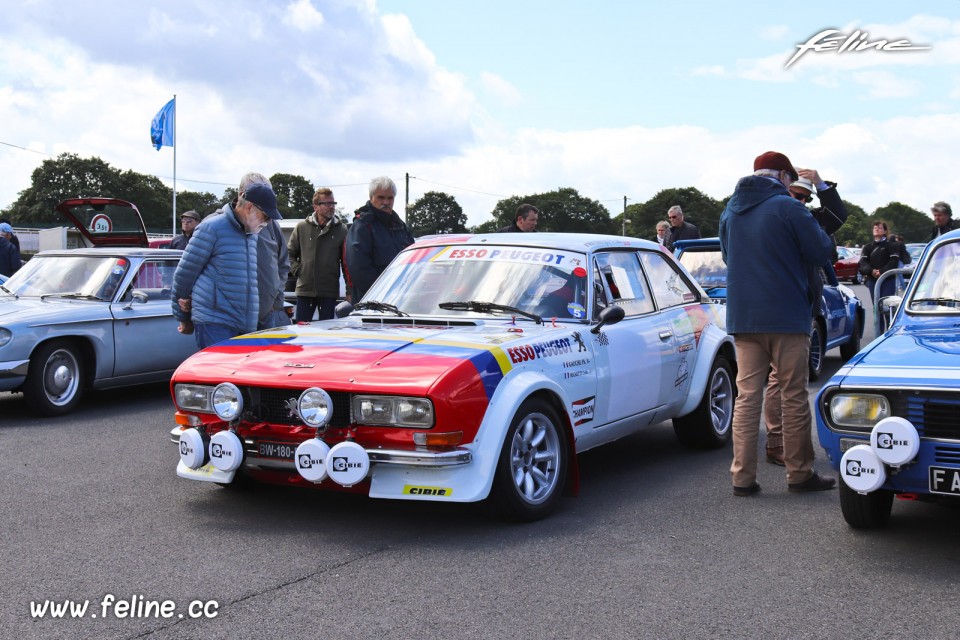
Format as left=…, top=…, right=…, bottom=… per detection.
left=345, top=176, right=414, bottom=301
left=664, top=205, right=700, bottom=250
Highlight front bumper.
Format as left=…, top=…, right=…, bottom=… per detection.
left=169, top=426, right=472, bottom=469
left=0, top=358, right=29, bottom=391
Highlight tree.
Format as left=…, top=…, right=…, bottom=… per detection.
left=270, top=173, right=315, bottom=219
left=489, top=188, right=615, bottom=234
left=618, top=187, right=725, bottom=240
left=834, top=201, right=869, bottom=247
left=470, top=219, right=499, bottom=234
left=175, top=190, right=220, bottom=218
left=408, top=191, right=467, bottom=236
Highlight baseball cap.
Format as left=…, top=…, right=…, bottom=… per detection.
left=754, top=151, right=799, bottom=181
left=0, top=222, right=12, bottom=234
left=242, top=183, right=282, bottom=220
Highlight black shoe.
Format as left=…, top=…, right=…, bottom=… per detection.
left=766, top=449, right=785, bottom=466
left=733, top=482, right=761, bottom=497
left=788, top=472, right=836, bottom=493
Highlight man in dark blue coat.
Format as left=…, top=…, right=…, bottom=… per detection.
left=345, top=176, right=414, bottom=301
left=719, top=151, right=836, bottom=497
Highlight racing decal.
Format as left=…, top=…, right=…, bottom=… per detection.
left=571, top=396, right=596, bottom=426
left=678, top=342, right=694, bottom=353
left=403, top=485, right=453, bottom=497
left=434, top=245, right=583, bottom=267
left=398, top=245, right=449, bottom=264
left=675, top=359, right=690, bottom=388
left=595, top=331, right=609, bottom=346
left=567, top=302, right=586, bottom=319
left=505, top=337, right=574, bottom=363
left=572, top=332, right=588, bottom=352
left=679, top=305, right=718, bottom=346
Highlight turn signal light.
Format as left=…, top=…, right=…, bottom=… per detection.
left=413, top=431, right=463, bottom=447
left=175, top=412, right=202, bottom=427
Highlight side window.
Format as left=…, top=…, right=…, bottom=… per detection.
left=593, top=251, right=655, bottom=317
left=123, top=259, right=177, bottom=301
left=639, top=251, right=698, bottom=309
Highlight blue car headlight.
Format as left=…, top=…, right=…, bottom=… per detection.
left=829, top=393, right=890, bottom=428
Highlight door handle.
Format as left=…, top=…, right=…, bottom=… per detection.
left=659, top=331, right=673, bottom=341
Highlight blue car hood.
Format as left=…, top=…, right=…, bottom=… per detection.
left=838, top=326, right=960, bottom=389
left=0, top=296, right=107, bottom=323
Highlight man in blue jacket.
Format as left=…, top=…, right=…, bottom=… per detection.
left=345, top=176, right=414, bottom=301
left=719, top=151, right=836, bottom=497
left=172, top=183, right=282, bottom=349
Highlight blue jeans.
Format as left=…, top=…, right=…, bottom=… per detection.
left=194, top=322, right=240, bottom=349
left=295, top=296, right=337, bottom=322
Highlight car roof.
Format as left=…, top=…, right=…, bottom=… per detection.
left=409, top=232, right=658, bottom=253
left=32, top=247, right=183, bottom=258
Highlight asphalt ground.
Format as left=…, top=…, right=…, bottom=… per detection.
left=3, top=283, right=958, bottom=639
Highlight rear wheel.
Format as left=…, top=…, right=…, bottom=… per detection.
left=673, top=355, right=734, bottom=449
left=23, top=340, right=85, bottom=416
left=488, top=399, right=568, bottom=521
left=808, top=319, right=825, bottom=381
left=839, top=482, right=893, bottom=529
left=839, top=314, right=861, bottom=361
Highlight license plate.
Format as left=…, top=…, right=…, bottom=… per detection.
left=929, top=466, right=960, bottom=495
left=257, top=441, right=298, bottom=460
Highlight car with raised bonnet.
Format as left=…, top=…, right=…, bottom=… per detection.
left=673, top=238, right=864, bottom=381
left=816, top=229, right=960, bottom=529
left=0, top=198, right=197, bottom=415
left=170, top=233, right=737, bottom=520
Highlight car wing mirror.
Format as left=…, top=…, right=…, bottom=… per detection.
left=334, top=300, right=354, bottom=318
left=122, top=289, right=149, bottom=310
left=591, top=304, right=624, bottom=334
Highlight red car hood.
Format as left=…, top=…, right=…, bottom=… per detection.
left=173, top=319, right=579, bottom=398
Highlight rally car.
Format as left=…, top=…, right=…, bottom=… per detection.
left=170, top=233, right=736, bottom=520
left=816, top=229, right=960, bottom=528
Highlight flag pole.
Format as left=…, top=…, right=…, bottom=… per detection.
left=172, top=94, right=177, bottom=237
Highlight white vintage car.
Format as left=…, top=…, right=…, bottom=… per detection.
left=171, top=233, right=736, bottom=520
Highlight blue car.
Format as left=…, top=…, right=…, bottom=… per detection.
left=673, top=238, right=864, bottom=380
left=816, top=230, right=960, bottom=528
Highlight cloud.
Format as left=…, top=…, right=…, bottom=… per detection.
left=479, top=72, right=522, bottom=107
left=283, top=0, right=325, bottom=32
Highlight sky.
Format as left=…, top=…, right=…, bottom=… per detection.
left=1, top=0, right=958, bottom=230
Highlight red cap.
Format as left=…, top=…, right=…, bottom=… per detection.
left=753, top=151, right=798, bottom=181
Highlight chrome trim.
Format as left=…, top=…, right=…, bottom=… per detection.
left=0, top=359, right=30, bottom=378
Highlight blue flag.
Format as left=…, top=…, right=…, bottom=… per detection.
left=150, top=98, right=175, bottom=150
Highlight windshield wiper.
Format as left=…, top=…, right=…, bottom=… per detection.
left=352, top=300, right=408, bottom=316
left=703, top=286, right=726, bottom=295
left=40, top=292, right=104, bottom=301
left=439, top=300, right=543, bottom=324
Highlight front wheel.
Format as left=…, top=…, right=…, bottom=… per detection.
left=23, top=340, right=85, bottom=416
left=839, top=482, right=893, bottom=529
left=488, top=399, right=568, bottom=521
left=808, top=319, right=825, bottom=381
left=673, top=355, right=735, bottom=449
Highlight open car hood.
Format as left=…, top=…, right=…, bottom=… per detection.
left=55, top=198, right=149, bottom=248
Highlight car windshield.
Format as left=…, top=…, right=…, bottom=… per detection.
left=907, top=240, right=960, bottom=313
left=676, top=248, right=726, bottom=289
left=0, top=255, right=129, bottom=300
left=361, top=244, right=590, bottom=321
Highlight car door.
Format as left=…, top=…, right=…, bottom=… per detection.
left=818, top=265, right=848, bottom=343
left=587, top=250, right=665, bottom=435
left=111, top=257, right=197, bottom=377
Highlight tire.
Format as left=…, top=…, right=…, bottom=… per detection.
left=673, top=355, right=735, bottom=449
left=808, top=319, right=825, bottom=382
left=23, top=340, right=85, bottom=416
left=839, top=314, right=861, bottom=361
left=488, top=399, right=568, bottom=521
left=839, top=481, right=893, bottom=529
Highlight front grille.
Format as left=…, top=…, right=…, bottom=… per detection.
left=934, top=445, right=960, bottom=465
left=239, top=386, right=353, bottom=427
left=890, top=391, right=960, bottom=440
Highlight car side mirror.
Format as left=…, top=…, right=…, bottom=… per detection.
left=334, top=300, right=353, bottom=318
left=591, top=304, right=624, bottom=334
left=122, top=290, right=149, bottom=310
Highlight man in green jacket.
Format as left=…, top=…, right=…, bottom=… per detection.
left=288, top=187, right=349, bottom=322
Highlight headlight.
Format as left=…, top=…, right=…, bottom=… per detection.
left=353, top=395, right=434, bottom=428
left=212, top=383, right=243, bottom=421
left=175, top=384, right=214, bottom=412
left=0, top=328, right=11, bottom=347
left=298, top=387, right=333, bottom=427
left=829, top=393, right=890, bottom=428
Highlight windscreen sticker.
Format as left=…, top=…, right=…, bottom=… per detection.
left=435, top=246, right=583, bottom=268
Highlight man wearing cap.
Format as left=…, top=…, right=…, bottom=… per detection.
left=929, top=201, right=957, bottom=241
left=719, top=151, right=837, bottom=497
left=0, top=222, right=21, bottom=276
left=171, top=182, right=282, bottom=349
left=170, top=210, right=201, bottom=251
